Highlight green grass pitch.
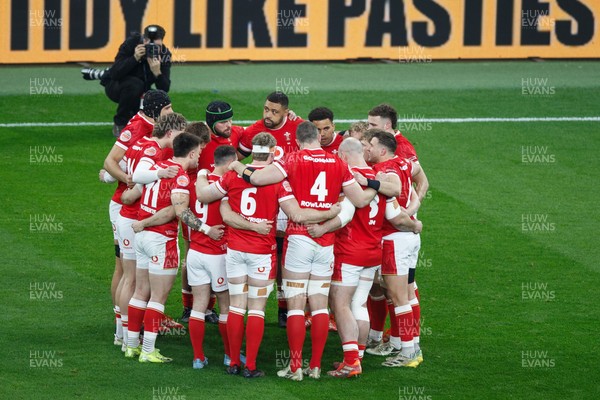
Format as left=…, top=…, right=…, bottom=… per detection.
left=1, top=61, right=599, bottom=399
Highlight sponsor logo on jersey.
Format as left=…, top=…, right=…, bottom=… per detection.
left=144, top=146, right=157, bottom=156
left=303, top=155, right=336, bottom=163
left=273, top=146, right=284, bottom=160
left=177, top=175, right=190, bottom=187
left=119, top=130, right=132, bottom=142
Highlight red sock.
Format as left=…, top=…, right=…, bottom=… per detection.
left=342, top=341, right=359, bottom=364
left=388, top=302, right=400, bottom=338
left=144, top=307, right=163, bottom=335
left=368, top=295, right=388, bottom=332
left=309, top=312, right=329, bottom=369
left=395, top=306, right=414, bottom=343
left=227, top=307, right=245, bottom=367
left=181, top=290, right=193, bottom=309
left=358, top=344, right=366, bottom=360
left=411, top=300, right=421, bottom=338
left=245, top=311, right=265, bottom=370
left=218, top=317, right=230, bottom=357
left=127, top=300, right=146, bottom=335
left=286, top=312, right=306, bottom=372
left=207, top=294, right=216, bottom=311
left=188, top=311, right=205, bottom=360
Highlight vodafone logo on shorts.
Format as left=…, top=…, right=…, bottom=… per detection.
left=119, top=130, right=132, bottom=142
left=123, top=239, right=130, bottom=246
left=151, top=256, right=159, bottom=263
left=177, top=175, right=189, bottom=187
left=217, top=277, right=225, bottom=285
left=257, top=267, right=266, bottom=273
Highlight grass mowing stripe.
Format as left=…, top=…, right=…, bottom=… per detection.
left=2, top=116, right=600, bottom=128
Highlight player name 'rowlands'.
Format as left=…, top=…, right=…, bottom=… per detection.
left=300, top=200, right=333, bottom=209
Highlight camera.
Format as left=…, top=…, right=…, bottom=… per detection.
left=144, top=25, right=162, bottom=59
left=145, top=43, right=160, bottom=59
left=81, top=67, right=109, bottom=81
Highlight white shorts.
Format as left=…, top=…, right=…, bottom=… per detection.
left=187, top=249, right=228, bottom=292
left=381, top=232, right=421, bottom=276
left=332, top=262, right=378, bottom=287
left=109, top=200, right=122, bottom=241
left=116, top=215, right=136, bottom=260
left=284, top=235, right=334, bottom=277
left=135, top=230, right=179, bottom=276
left=226, top=249, right=275, bottom=281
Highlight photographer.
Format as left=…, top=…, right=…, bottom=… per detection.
left=83, top=25, right=172, bottom=136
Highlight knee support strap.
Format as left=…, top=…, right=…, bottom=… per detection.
left=228, top=282, right=248, bottom=296
left=307, top=280, right=331, bottom=297
left=248, top=283, right=274, bottom=299
left=282, top=279, right=308, bottom=299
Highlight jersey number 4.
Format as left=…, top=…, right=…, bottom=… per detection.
left=310, top=171, right=329, bottom=202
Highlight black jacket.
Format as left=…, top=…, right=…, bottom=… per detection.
left=105, top=33, right=171, bottom=92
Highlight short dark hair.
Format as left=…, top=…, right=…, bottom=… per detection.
left=266, top=91, right=289, bottom=108
left=368, top=104, right=398, bottom=130
left=184, top=122, right=210, bottom=146
left=369, top=129, right=397, bottom=154
left=213, top=145, right=238, bottom=166
left=296, top=121, right=319, bottom=144
left=173, top=133, right=202, bottom=158
left=308, top=107, right=334, bottom=122
left=153, top=113, right=187, bottom=139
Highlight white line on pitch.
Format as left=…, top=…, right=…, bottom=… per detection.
left=1, top=116, right=599, bottom=128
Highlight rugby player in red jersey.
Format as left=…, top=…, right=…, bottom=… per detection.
left=125, top=133, right=221, bottom=363
left=304, top=138, right=421, bottom=377
left=116, top=113, right=185, bottom=355
left=238, top=92, right=304, bottom=327
left=360, top=130, right=425, bottom=368
left=181, top=101, right=244, bottom=323
left=228, top=122, right=392, bottom=380
left=99, top=89, right=172, bottom=347
left=366, top=105, right=429, bottom=352
left=197, top=133, right=340, bottom=378
left=308, top=107, right=343, bottom=155
left=186, top=145, right=237, bottom=369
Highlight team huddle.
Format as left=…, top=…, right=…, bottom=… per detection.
left=99, top=90, right=428, bottom=379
